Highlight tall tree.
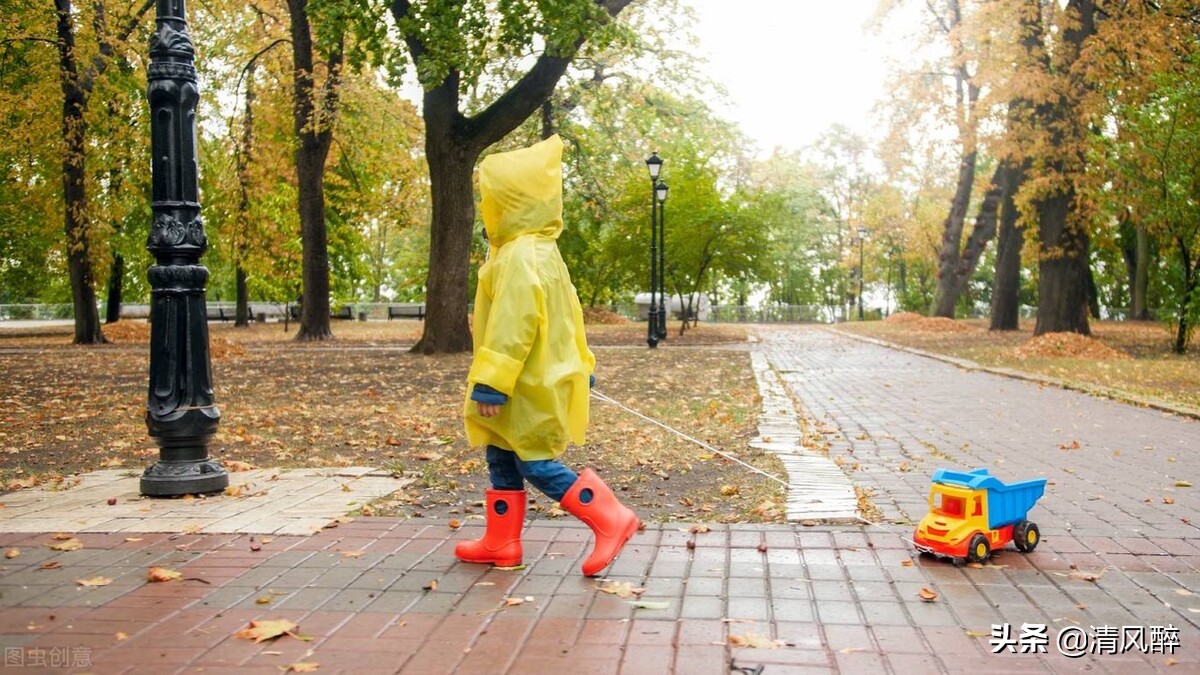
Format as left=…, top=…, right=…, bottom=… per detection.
left=287, top=0, right=343, bottom=341
left=51, top=0, right=154, bottom=343
left=989, top=0, right=1043, bottom=331
left=925, top=0, right=992, bottom=318
left=389, top=0, right=634, bottom=354
left=1028, top=0, right=1096, bottom=336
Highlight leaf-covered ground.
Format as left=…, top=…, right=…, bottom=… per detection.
left=0, top=320, right=787, bottom=524
left=840, top=317, right=1200, bottom=414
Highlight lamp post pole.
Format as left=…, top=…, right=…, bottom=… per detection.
left=645, top=153, right=663, bottom=348
left=857, top=225, right=868, bottom=321
left=140, top=0, right=228, bottom=496
left=655, top=181, right=669, bottom=340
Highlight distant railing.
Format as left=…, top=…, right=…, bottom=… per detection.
left=0, top=304, right=74, bottom=320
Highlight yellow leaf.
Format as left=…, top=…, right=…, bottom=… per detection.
left=594, top=580, right=644, bottom=598
left=4, top=548, right=19, bottom=559
left=50, top=533, right=74, bottom=540
left=728, top=632, right=783, bottom=649
left=77, top=576, right=113, bottom=587
left=147, top=566, right=183, bottom=582
left=234, top=619, right=304, bottom=643
left=47, top=538, right=83, bottom=552
left=341, top=550, right=365, bottom=558
left=689, top=524, right=711, bottom=534
left=115, top=632, right=128, bottom=641
left=1175, top=481, right=1192, bottom=488
left=287, top=663, right=320, bottom=673
left=719, top=485, right=739, bottom=496
left=918, top=588, right=939, bottom=602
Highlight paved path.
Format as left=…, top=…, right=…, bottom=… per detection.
left=0, top=326, right=1197, bottom=674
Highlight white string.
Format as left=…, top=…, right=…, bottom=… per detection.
left=590, top=388, right=913, bottom=541
left=590, top=389, right=790, bottom=488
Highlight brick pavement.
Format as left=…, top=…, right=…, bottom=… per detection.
left=0, top=325, right=1196, bottom=674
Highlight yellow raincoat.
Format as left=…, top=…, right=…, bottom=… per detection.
left=464, top=135, right=596, bottom=461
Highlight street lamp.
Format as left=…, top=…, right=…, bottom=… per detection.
left=857, top=225, right=868, bottom=321
left=141, top=0, right=228, bottom=496
left=644, top=153, right=663, bottom=348
left=655, top=180, right=669, bottom=340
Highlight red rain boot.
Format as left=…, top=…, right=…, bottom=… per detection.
left=455, top=489, right=525, bottom=567
left=560, top=469, right=640, bottom=576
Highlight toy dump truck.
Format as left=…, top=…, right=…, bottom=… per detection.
left=913, top=468, right=1047, bottom=563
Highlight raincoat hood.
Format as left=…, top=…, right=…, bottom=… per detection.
left=479, top=134, right=564, bottom=247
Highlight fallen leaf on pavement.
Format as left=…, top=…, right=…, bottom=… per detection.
left=689, top=524, right=711, bottom=534
left=1064, top=570, right=1104, bottom=583
left=595, top=580, right=644, bottom=598
left=918, top=588, right=939, bottom=602
left=234, top=619, right=308, bottom=643
left=46, top=538, right=83, bottom=552
left=630, top=600, right=670, bottom=610
left=423, top=580, right=438, bottom=591
left=1175, top=481, right=1192, bottom=488
left=287, top=663, right=320, bottom=673
left=40, top=561, right=62, bottom=570
left=76, top=577, right=112, bottom=587
left=147, top=567, right=183, bottom=582
left=4, top=549, right=18, bottom=559
left=729, top=633, right=784, bottom=649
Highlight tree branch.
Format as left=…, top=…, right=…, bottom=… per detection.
left=466, top=0, right=634, bottom=151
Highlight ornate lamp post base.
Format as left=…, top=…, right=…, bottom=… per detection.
left=141, top=459, right=227, bottom=496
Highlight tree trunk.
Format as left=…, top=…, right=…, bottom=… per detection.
left=235, top=62, right=256, bottom=328
left=235, top=265, right=250, bottom=326
left=1032, top=0, right=1095, bottom=337
left=288, top=0, right=341, bottom=341
left=1034, top=190, right=1091, bottom=335
left=105, top=253, right=123, bottom=324
left=990, top=163, right=1026, bottom=330
left=412, top=123, right=474, bottom=354
left=55, top=0, right=104, bottom=344
left=1173, top=237, right=1194, bottom=354
left=1132, top=225, right=1151, bottom=320
left=930, top=150, right=979, bottom=317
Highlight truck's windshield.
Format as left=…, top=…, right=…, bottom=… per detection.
left=932, top=493, right=965, bottom=518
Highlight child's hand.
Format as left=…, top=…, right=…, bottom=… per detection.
left=477, top=402, right=501, bottom=418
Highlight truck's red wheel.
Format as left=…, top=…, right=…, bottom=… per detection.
left=967, top=533, right=990, bottom=563
left=1014, top=521, right=1040, bottom=552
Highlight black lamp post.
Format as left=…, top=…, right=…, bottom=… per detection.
left=655, top=180, right=669, bottom=340
left=141, top=0, right=228, bottom=496
left=644, top=153, right=663, bottom=348
left=857, top=225, right=868, bottom=321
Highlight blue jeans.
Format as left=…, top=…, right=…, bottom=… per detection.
left=487, top=445, right=578, bottom=502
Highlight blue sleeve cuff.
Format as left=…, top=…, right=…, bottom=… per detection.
left=589, top=374, right=595, bottom=389
left=471, top=383, right=508, bottom=405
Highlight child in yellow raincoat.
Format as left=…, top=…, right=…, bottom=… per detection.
left=456, top=134, right=640, bottom=577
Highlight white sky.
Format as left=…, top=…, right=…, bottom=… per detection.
left=685, top=0, right=889, bottom=154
